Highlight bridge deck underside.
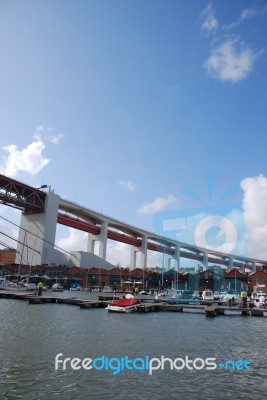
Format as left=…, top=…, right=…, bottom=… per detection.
left=57, top=212, right=246, bottom=267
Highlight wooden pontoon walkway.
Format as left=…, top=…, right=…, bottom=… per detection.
left=0, top=290, right=267, bottom=317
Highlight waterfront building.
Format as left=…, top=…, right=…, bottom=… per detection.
left=224, top=268, right=248, bottom=291
left=247, top=270, right=267, bottom=291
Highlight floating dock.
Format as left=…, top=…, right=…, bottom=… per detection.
left=0, top=290, right=267, bottom=317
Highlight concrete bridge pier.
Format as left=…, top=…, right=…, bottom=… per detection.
left=15, top=191, right=60, bottom=266
left=87, top=221, right=108, bottom=260
left=130, top=235, right=148, bottom=270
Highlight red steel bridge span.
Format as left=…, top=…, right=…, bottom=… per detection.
left=0, top=173, right=265, bottom=269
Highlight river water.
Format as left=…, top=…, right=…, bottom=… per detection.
left=0, top=291, right=266, bottom=400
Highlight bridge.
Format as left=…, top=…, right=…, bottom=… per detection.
left=0, top=173, right=266, bottom=270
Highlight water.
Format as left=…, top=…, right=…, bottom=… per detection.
left=0, top=292, right=266, bottom=399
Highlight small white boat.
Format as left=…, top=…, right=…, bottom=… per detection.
left=52, top=283, right=64, bottom=292
left=0, top=279, right=29, bottom=291
left=24, top=282, right=48, bottom=291
left=17, top=279, right=47, bottom=291
left=139, top=290, right=148, bottom=295
left=202, top=290, right=214, bottom=301
left=106, top=294, right=141, bottom=313
left=102, top=286, right=113, bottom=293
left=221, top=291, right=241, bottom=302
left=23, top=282, right=38, bottom=290
left=253, top=291, right=267, bottom=308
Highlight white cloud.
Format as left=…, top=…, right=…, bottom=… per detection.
left=204, top=40, right=259, bottom=82
left=201, top=3, right=218, bottom=33
left=239, top=7, right=257, bottom=22
left=0, top=141, right=50, bottom=178
left=138, top=195, right=178, bottom=215
left=119, top=180, right=136, bottom=192
left=225, top=7, right=258, bottom=30
left=34, top=126, right=65, bottom=144
left=201, top=4, right=265, bottom=83
left=241, top=175, right=267, bottom=261
left=107, top=241, right=130, bottom=266
left=56, top=228, right=87, bottom=252
left=0, top=125, right=65, bottom=178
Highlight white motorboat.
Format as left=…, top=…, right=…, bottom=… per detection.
left=0, top=278, right=29, bottom=292
left=23, top=282, right=38, bottom=290
left=220, top=290, right=241, bottom=302
left=102, top=286, right=113, bottom=293
left=253, top=291, right=267, bottom=308
left=202, top=289, right=214, bottom=301
left=52, top=283, right=64, bottom=292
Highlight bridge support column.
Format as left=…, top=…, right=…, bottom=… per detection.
left=174, top=245, right=180, bottom=288
left=130, top=235, right=148, bottom=270
left=130, top=246, right=138, bottom=269
left=98, top=221, right=108, bottom=260
left=251, top=262, right=256, bottom=272
left=15, top=192, right=60, bottom=266
left=140, top=235, right=147, bottom=270
left=203, top=252, right=208, bottom=270
left=87, top=234, right=96, bottom=254
left=228, top=257, right=233, bottom=268
left=87, top=221, right=108, bottom=260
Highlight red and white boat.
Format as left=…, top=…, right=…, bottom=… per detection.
left=106, top=294, right=141, bottom=313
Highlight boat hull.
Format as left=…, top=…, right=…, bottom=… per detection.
left=106, top=295, right=141, bottom=313
left=106, top=304, right=140, bottom=313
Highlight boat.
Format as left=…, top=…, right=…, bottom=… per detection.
left=165, top=289, right=183, bottom=301
left=139, top=290, right=148, bottom=295
left=69, top=283, right=82, bottom=291
left=23, top=282, right=38, bottom=290
left=166, top=290, right=199, bottom=304
left=220, top=290, right=241, bottom=302
left=213, top=291, right=220, bottom=300
left=102, top=286, right=113, bottom=293
left=253, top=291, right=267, bottom=308
left=106, top=294, right=141, bottom=313
left=202, top=289, right=214, bottom=301
left=52, top=283, right=64, bottom=292
left=0, top=278, right=29, bottom=291
left=18, top=278, right=47, bottom=291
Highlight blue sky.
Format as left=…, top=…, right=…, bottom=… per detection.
left=0, top=0, right=267, bottom=268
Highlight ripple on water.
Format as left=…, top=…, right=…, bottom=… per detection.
left=0, top=299, right=266, bottom=399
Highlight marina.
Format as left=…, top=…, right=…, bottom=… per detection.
left=1, top=289, right=267, bottom=317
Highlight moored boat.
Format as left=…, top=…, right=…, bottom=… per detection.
left=202, top=289, right=214, bottom=301
left=220, top=290, right=241, bottom=303
left=52, top=283, right=64, bottom=292
left=106, top=294, right=141, bottom=313
left=253, top=291, right=267, bottom=308
left=102, top=286, right=113, bottom=293
left=70, top=283, right=82, bottom=291
left=0, top=278, right=29, bottom=291
left=166, top=290, right=199, bottom=304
